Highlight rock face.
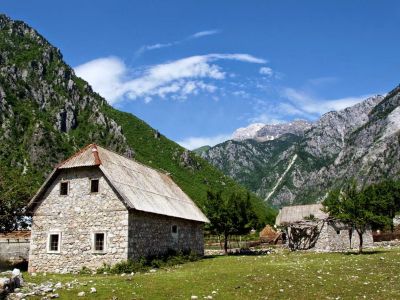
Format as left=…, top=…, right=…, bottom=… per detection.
left=0, top=14, right=130, bottom=175
left=201, top=91, right=400, bottom=207
left=255, top=120, right=312, bottom=142
left=232, top=120, right=312, bottom=142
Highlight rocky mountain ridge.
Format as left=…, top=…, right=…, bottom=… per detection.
left=232, top=120, right=312, bottom=142
left=201, top=92, right=400, bottom=207
left=0, top=14, right=275, bottom=224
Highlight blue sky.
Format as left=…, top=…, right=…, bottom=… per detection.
left=2, top=1, right=400, bottom=149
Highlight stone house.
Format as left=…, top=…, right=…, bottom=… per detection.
left=275, top=204, right=373, bottom=251
left=27, top=144, right=209, bottom=273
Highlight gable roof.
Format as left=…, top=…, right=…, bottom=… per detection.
left=28, top=144, right=209, bottom=223
left=275, top=204, right=328, bottom=226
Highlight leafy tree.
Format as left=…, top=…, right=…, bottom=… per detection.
left=323, top=181, right=392, bottom=253
left=0, top=166, right=34, bottom=232
left=362, top=180, right=400, bottom=230
left=204, top=191, right=258, bottom=254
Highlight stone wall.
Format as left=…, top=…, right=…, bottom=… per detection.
left=314, top=221, right=374, bottom=252
left=0, top=232, right=30, bottom=263
left=128, top=211, right=204, bottom=259
left=29, top=167, right=129, bottom=273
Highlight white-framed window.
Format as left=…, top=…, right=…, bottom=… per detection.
left=47, top=232, right=61, bottom=253
left=92, top=232, right=107, bottom=253
left=59, top=181, right=69, bottom=196
left=90, top=178, right=99, bottom=193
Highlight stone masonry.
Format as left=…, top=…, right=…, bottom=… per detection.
left=29, top=166, right=205, bottom=273
left=29, top=167, right=129, bottom=273
left=128, top=211, right=204, bottom=259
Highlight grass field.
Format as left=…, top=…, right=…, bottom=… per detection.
left=24, top=247, right=400, bottom=299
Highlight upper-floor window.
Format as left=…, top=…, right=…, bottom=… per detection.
left=91, top=179, right=99, bottom=193
left=171, top=225, right=178, bottom=234
left=60, top=182, right=69, bottom=196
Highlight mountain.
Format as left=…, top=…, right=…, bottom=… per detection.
left=0, top=15, right=275, bottom=224
left=201, top=92, right=400, bottom=207
left=232, top=123, right=265, bottom=140
left=232, top=120, right=312, bottom=142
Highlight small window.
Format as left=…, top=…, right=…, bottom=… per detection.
left=60, top=182, right=69, bottom=195
left=171, top=225, right=178, bottom=234
left=91, top=179, right=99, bottom=193
left=93, top=233, right=106, bottom=252
left=48, top=233, right=61, bottom=253
left=336, top=230, right=340, bottom=235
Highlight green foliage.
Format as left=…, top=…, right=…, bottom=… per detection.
left=0, top=14, right=276, bottom=232
left=96, top=250, right=200, bottom=274
left=0, top=163, right=38, bottom=232
left=78, top=266, right=92, bottom=275
left=323, top=180, right=399, bottom=252
left=104, top=106, right=276, bottom=225
left=204, top=190, right=259, bottom=253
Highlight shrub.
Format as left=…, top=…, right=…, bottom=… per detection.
left=96, top=249, right=201, bottom=274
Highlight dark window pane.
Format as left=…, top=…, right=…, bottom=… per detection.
left=91, top=179, right=99, bottom=193
left=50, top=234, right=59, bottom=251
left=95, top=233, right=105, bottom=251
left=60, top=182, right=68, bottom=195
left=171, top=225, right=178, bottom=234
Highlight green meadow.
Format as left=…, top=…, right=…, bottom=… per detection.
left=24, top=247, right=400, bottom=300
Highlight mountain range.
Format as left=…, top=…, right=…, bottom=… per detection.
left=200, top=91, right=400, bottom=207
left=0, top=14, right=275, bottom=224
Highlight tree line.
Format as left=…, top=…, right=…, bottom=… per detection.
left=323, top=179, right=400, bottom=252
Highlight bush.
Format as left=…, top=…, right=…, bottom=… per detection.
left=96, top=249, right=201, bottom=274
left=79, top=266, right=92, bottom=275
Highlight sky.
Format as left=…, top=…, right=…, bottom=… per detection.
left=1, top=1, right=400, bottom=149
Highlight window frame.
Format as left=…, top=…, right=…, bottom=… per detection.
left=47, top=232, right=62, bottom=254
left=90, top=178, right=100, bottom=194
left=171, top=225, right=178, bottom=237
left=59, top=181, right=69, bottom=196
left=92, top=232, right=107, bottom=254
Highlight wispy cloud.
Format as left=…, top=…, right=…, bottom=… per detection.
left=177, top=133, right=231, bottom=150
left=74, top=53, right=266, bottom=104
left=282, top=87, right=374, bottom=116
left=136, top=29, right=221, bottom=56
left=189, top=29, right=220, bottom=39
left=259, top=66, right=273, bottom=77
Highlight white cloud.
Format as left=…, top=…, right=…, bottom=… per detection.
left=283, top=88, right=374, bottom=115
left=136, top=29, right=221, bottom=56
left=177, top=134, right=232, bottom=150
left=75, top=53, right=266, bottom=104
left=74, top=57, right=126, bottom=103
left=259, top=66, right=273, bottom=77
left=190, top=29, right=220, bottom=39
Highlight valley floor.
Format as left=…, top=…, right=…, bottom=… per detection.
left=25, top=247, right=400, bottom=299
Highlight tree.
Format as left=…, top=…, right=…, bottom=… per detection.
left=204, top=191, right=258, bottom=254
left=323, top=181, right=392, bottom=253
left=0, top=166, right=34, bottom=232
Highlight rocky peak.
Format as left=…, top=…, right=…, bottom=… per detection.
left=303, top=95, right=384, bottom=159
left=232, top=123, right=265, bottom=141
left=255, top=120, right=312, bottom=142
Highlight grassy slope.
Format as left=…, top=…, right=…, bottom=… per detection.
left=25, top=248, right=400, bottom=299
left=104, top=107, right=276, bottom=224
left=0, top=15, right=276, bottom=225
